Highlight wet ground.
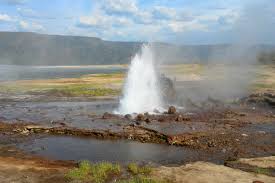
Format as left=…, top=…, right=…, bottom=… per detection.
left=0, top=96, right=274, bottom=166
left=0, top=64, right=274, bottom=182
left=0, top=100, right=118, bottom=126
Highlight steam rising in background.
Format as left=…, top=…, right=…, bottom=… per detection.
left=0, top=0, right=274, bottom=108
left=159, top=0, right=275, bottom=106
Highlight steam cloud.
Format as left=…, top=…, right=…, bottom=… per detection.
left=157, top=0, right=275, bottom=107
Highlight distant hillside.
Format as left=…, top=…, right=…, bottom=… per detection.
left=258, top=51, right=275, bottom=64
left=0, top=32, right=274, bottom=65
left=0, top=32, right=141, bottom=65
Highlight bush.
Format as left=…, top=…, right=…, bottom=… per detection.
left=66, top=160, right=121, bottom=183
left=128, top=163, right=152, bottom=176
left=118, top=176, right=167, bottom=183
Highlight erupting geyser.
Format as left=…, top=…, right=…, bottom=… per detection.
left=115, top=44, right=163, bottom=114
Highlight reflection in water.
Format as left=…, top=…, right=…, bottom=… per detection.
left=19, top=136, right=204, bottom=164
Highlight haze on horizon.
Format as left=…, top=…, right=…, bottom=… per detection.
left=0, top=0, right=274, bottom=45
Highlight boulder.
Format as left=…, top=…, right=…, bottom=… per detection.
left=145, top=118, right=151, bottom=123
left=159, top=74, right=176, bottom=103
left=102, top=112, right=115, bottom=119
left=124, top=114, right=132, bottom=120
left=136, top=114, right=145, bottom=121
left=168, top=106, right=176, bottom=114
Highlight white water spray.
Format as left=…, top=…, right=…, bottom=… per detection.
left=116, top=44, right=163, bottom=114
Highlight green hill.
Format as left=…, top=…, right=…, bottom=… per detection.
left=0, top=32, right=274, bottom=65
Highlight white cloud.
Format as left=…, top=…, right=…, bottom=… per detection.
left=0, top=0, right=25, bottom=5
left=167, top=20, right=207, bottom=33
left=18, top=20, right=44, bottom=31
left=78, top=9, right=133, bottom=28
left=197, top=8, right=239, bottom=24
left=103, top=0, right=138, bottom=14
left=0, top=14, right=13, bottom=22
left=18, top=20, right=28, bottom=28
left=133, top=11, right=153, bottom=24
left=79, top=15, right=108, bottom=28
left=114, top=16, right=133, bottom=26
left=17, top=7, right=56, bottom=19
left=17, top=7, right=37, bottom=18
left=74, top=1, right=244, bottom=41
left=153, top=6, right=177, bottom=19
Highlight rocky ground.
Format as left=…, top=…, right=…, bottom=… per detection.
left=2, top=100, right=274, bottom=160
left=0, top=64, right=274, bottom=182
left=0, top=97, right=274, bottom=182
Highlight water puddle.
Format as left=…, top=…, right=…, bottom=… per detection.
left=18, top=136, right=214, bottom=165
left=244, top=122, right=275, bottom=134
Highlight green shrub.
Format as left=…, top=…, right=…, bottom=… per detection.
left=118, top=176, right=166, bottom=183
left=65, top=161, right=121, bottom=183
left=128, top=163, right=152, bottom=176
left=255, top=167, right=271, bottom=175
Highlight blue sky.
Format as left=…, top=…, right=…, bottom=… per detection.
left=0, top=0, right=274, bottom=44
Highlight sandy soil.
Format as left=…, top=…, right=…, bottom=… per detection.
left=153, top=161, right=275, bottom=183
left=0, top=156, right=74, bottom=183
left=238, top=156, right=275, bottom=168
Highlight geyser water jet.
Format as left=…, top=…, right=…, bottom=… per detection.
left=116, top=44, right=162, bottom=114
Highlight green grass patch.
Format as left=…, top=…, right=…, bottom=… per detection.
left=0, top=83, right=121, bottom=97
left=252, top=83, right=275, bottom=89
left=45, top=85, right=121, bottom=97
left=84, top=73, right=125, bottom=78
left=65, top=160, right=121, bottom=183
left=127, top=163, right=152, bottom=176
left=254, top=167, right=271, bottom=175
left=0, top=84, right=31, bottom=94
left=118, top=176, right=167, bottom=183
left=250, top=81, right=275, bottom=93
left=0, top=72, right=124, bottom=97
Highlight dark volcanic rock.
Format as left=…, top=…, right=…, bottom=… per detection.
left=136, top=114, right=145, bottom=121
left=159, top=74, right=176, bottom=103
left=242, top=93, right=275, bottom=108
left=102, top=112, right=117, bottom=119
left=168, top=106, right=176, bottom=114
left=124, top=114, right=132, bottom=120
left=145, top=118, right=151, bottom=123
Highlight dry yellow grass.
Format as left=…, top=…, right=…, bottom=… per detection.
left=252, top=65, right=275, bottom=93
left=152, top=161, right=275, bottom=183
left=1, top=64, right=274, bottom=96
left=0, top=73, right=125, bottom=97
